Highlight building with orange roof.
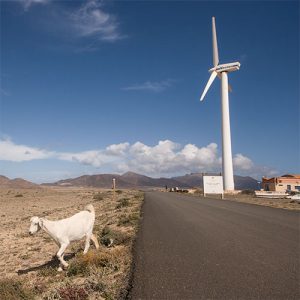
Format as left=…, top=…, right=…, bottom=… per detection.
left=261, top=174, right=300, bottom=192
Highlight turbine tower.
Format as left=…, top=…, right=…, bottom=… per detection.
left=200, top=17, right=241, bottom=191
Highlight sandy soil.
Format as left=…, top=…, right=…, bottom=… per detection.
left=1, top=187, right=92, bottom=278
left=0, top=187, right=143, bottom=299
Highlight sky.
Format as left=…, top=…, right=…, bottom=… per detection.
left=0, top=0, right=299, bottom=183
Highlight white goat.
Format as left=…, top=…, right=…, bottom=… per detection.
left=29, top=204, right=99, bottom=271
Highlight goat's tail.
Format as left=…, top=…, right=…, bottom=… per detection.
left=84, top=204, right=95, bottom=215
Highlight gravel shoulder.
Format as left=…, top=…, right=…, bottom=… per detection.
left=220, top=193, right=299, bottom=210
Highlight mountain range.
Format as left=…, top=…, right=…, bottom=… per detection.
left=0, top=172, right=259, bottom=190
left=0, top=175, right=39, bottom=189
left=44, top=172, right=259, bottom=190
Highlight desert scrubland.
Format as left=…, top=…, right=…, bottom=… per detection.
left=0, top=187, right=143, bottom=299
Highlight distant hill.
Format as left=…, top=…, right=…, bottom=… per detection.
left=173, top=173, right=259, bottom=190
left=45, top=172, right=258, bottom=190
left=47, top=172, right=183, bottom=189
left=52, top=174, right=130, bottom=188
left=121, top=172, right=184, bottom=188
left=233, top=175, right=259, bottom=190
left=0, top=175, right=38, bottom=189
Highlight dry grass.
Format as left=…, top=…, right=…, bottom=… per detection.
left=0, top=278, right=34, bottom=300
left=0, top=187, right=144, bottom=299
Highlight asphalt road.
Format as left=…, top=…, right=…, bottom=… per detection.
left=128, top=192, right=299, bottom=300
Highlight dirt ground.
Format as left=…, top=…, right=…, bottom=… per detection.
left=197, top=192, right=300, bottom=211
left=0, top=187, right=143, bottom=299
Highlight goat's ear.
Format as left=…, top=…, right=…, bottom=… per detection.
left=38, top=218, right=43, bottom=228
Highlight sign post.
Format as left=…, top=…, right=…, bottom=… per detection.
left=112, top=178, right=116, bottom=201
left=203, top=176, right=224, bottom=198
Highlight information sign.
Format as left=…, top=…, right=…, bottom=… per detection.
left=203, top=176, right=224, bottom=197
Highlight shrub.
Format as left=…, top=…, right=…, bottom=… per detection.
left=115, top=190, right=122, bottom=194
left=0, top=278, right=34, bottom=300
left=57, top=284, right=88, bottom=300
left=87, top=279, right=106, bottom=293
left=93, top=193, right=103, bottom=201
left=100, top=226, right=131, bottom=247
left=67, top=250, right=114, bottom=277
left=115, top=198, right=130, bottom=209
left=15, top=194, right=23, bottom=198
left=86, top=278, right=115, bottom=300
left=32, top=278, right=48, bottom=294
left=67, top=256, right=89, bottom=277
left=241, top=189, right=255, bottom=195
left=118, top=213, right=139, bottom=227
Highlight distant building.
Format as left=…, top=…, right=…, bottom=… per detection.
left=262, top=174, right=300, bottom=192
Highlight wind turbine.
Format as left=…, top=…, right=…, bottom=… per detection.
left=200, top=17, right=240, bottom=191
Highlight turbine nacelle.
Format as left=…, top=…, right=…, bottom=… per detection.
left=209, top=62, right=241, bottom=74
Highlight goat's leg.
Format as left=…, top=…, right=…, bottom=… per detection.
left=83, top=234, right=91, bottom=254
left=91, top=233, right=100, bottom=249
left=57, top=264, right=63, bottom=272
left=57, top=242, right=69, bottom=269
left=57, top=253, right=67, bottom=272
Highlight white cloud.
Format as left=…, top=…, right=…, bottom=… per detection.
left=18, top=0, right=124, bottom=47
left=233, top=153, right=254, bottom=170
left=69, top=0, right=124, bottom=42
left=57, top=142, right=130, bottom=167
left=105, top=142, right=129, bottom=156
left=121, top=141, right=219, bottom=175
left=123, top=79, right=175, bottom=93
left=19, top=0, right=49, bottom=10
left=58, top=150, right=108, bottom=167
left=0, top=138, right=277, bottom=178
left=0, top=139, right=53, bottom=161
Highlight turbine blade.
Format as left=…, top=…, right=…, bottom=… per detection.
left=212, top=17, right=219, bottom=67
left=200, top=71, right=218, bottom=101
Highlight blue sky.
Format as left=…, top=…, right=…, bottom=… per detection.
left=0, top=0, right=299, bottom=183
